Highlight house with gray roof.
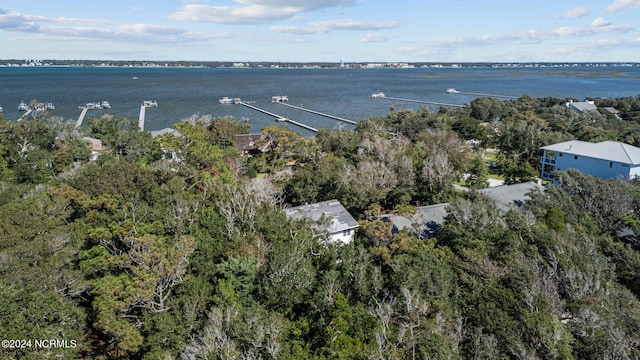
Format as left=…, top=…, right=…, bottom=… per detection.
left=285, top=200, right=359, bottom=244
left=235, top=134, right=273, bottom=155
left=566, top=100, right=597, bottom=113
left=540, top=140, right=640, bottom=181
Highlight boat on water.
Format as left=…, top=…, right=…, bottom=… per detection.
left=0, top=105, right=3, bottom=112
left=17, top=101, right=28, bottom=111
left=101, top=101, right=111, bottom=109
left=446, top=88, right=460, bottom=93
left=219, top=96, right=234, bottom=104
left=143, top=100, right=158, bottom=107
left=370, top=91, right=385, bottom=99
left=271, top=95, right=288, bottom=103
left=45, top=102, right=55, bottom=110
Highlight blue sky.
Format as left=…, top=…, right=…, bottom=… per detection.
left=1, top=0, right=639, bottom=62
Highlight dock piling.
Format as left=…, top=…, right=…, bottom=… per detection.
left=238, top=101, right=318, bottom=132
left=275, top=102, right=356, bottom=125
left=380, top=96, right=465, bottom=108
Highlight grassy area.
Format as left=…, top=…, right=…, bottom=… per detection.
left=483, top=152, right=498, bottom=161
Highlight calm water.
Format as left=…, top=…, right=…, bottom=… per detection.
left=1, top=66, right=639, bottom=135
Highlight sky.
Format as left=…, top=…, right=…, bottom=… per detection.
left=0, top=0, right=639, bottom=63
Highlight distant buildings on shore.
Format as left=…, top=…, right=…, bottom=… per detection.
left=2, top=59, right=638, bottom=69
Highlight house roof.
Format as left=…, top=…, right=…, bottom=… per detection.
left=541, top=140, right=640, bottom=165
left=567, top=101, right=597, bottom=113
left=235, top=134, right=273, bottom=153
left=479, top=181, right=545, bottom=210
left=149, top=127, right=179, bottom=138
left=82, top=137, right=105, bottom=152
left=285, top=199, right=359, bottom=234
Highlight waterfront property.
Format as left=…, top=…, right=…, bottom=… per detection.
left=235, top=133, right=273, bottom=155
left=565, top=100, right=597, bottom=113
left=284, top=200, right=359, bottom=244
left=540, top=140, right=640, bottom=181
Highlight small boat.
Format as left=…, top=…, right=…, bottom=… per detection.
left=143, top=100, right=158, bottom=107
left=0, top=105, right=3, bottom=112
left=45, top=102, right=55, bottom=110
left=132, top=76, right=139, bottom=80
left=271, top=95, right=288, bottom=103
left=101, top=101, right=111, bottom=109
left=82, top=102, right=101, bottom=110
left=446, top=88, right=460, bottom=93
left=370, top=91, right=385, bottom=99
left=17, top=101, right=28, bottom=111
left=219, top=96, right=234, bottom=104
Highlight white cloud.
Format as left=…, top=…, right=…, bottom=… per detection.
left=170, top=0, right=358, bottom=24
left=270, top=25, right=319, bottom=35
left=553, top=26, right=591, bottom=37
left=582, top=39, right=622, bottom=48
left=309, top=19, right=399, bottom=31
left=361, top=33, right=393, bottom=42
left=591, top=17, right=611, bottom=27
left=0, top=8, right=107, bottom=32
left=606, top=0, right=640, bottom=12
left=170, top=4, right=298, bottom=24
left=557, top=7, right=589, bottom=18
left=235, top=0, right=356, bottom=11
left=271, top=19, right=399, bottom=35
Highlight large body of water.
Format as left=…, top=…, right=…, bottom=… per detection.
left=1, top=66, right=639, bottom=135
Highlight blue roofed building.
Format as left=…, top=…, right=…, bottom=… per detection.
left=540, top=140, right=640, bottom=181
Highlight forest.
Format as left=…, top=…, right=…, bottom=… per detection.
left=1, top=94, right=640, bottom=359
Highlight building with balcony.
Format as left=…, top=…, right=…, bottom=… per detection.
left=540, top=140, right=640, bottom=181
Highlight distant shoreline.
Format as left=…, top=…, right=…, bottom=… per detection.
left=2, top=60, right=639, bottom=70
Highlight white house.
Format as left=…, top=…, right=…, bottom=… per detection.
left=284, top=200, right=359, bottom=244
left=540, top=140, right=640, bottom=181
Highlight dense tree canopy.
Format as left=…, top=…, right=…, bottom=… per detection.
left=2, top=93, right=640, bottom=359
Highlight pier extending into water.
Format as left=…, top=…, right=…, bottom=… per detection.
left=138, top=105, right=146, bottom=131
left=239, top=101, right=318, bottom=132
left=275, top=102, right=356, bottom=125
left=138, top=100, right=158, bottom=131
left=18, top=110, right=33, bottom=120
left=75, top=107, right=89, bottom=129
left=452, top=91, right=519, bottom=99
left=380, top=96, right=465, bottom=108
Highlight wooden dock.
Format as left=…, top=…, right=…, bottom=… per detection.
left=281, top=118, right=318, bottom=133
left=380, top=96, right=465, bottom=108
left=17, top=110, right=33, bottom=121
left=452, top=91, right=518, bottom=99
left=239, top=101, right=318, bottom=132
left=75, top=107, right=89, bottom=129
left=275, top=102, right=356, bottom=125
left=138, top=101, right=157, bottom=131
left=138, top=105, right=146, bottom=131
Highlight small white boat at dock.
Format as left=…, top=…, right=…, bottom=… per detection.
left=0, top=105, right=3, bottom=112
left=446, top=88, right=460, bottom=93
left=271, top=95, right=288, bottom=103
left=18, top=101, right=28, bottom=111
left=101, top=101, right=111, bottom=109
left=219, top=97, right=234, bottom=104
left=45, top=102, right=55, bottom=110
left=143, top=100, right=158, bottom=107
left=370, top=91, right=385, bottom=99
